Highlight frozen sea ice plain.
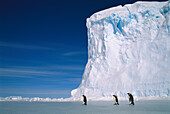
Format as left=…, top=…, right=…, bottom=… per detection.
left=0, top=101, right=170, bottom=114
left=71, top=1, right=170, bottom=101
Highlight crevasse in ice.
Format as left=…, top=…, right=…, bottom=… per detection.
left=71, top=1, right=170, bottom=100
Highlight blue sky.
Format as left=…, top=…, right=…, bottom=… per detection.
left=0, top=0, right=166, bottom=98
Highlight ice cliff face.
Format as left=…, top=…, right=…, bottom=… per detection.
left=71, top=1, right=170, bottom=100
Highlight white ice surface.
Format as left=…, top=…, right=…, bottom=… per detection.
left=71, top=1, right=170, bottom=101
left=1, top=101, right=170, bottom=114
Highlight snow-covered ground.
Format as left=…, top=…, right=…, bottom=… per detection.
left=71, top=1, right=170, bottom=100
left=0, top=101, right=170, bottom=114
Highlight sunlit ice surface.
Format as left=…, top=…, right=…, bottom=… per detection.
left=0, top=100, right=170, bottom=114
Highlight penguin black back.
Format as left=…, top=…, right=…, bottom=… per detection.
left=82, top=95, right=87, bottom=105
left=113, top=95, right=119, bottom=105
left=127, top=93, right=135, bottom=105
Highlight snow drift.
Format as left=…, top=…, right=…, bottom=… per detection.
left=71, top=1, right=170, bottom=100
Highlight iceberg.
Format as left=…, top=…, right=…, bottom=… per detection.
left=71, top=1, right=170, bottom=100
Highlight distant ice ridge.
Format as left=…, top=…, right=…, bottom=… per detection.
left=0, top=96, right=170, bottom=102
left=71, top=1, right=170, bottom=100
left=0, top=96, right=75, bottom=102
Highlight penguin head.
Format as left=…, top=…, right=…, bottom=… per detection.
left=113, top=95, right=116, bottom=97
left=127, top=93, right=130, bottom=96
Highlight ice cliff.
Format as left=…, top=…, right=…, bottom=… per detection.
left=71, top=1, right=170, bottom=100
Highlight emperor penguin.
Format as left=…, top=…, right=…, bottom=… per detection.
left=127, top=93, right=135, bottom=105
left=113, top=95, right=119, bottom=105
left=82, top=95, right=87, bottom=105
